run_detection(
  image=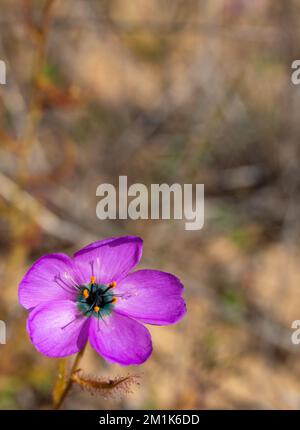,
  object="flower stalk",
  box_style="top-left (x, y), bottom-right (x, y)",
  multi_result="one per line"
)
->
top-left (53, 343), bottom-right (87, 410)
